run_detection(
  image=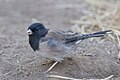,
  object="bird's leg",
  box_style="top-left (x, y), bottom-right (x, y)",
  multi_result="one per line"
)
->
top-left (42, 60), bottom-right (53, 65)
top-left (45, 61), bottom-right (59, 73)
